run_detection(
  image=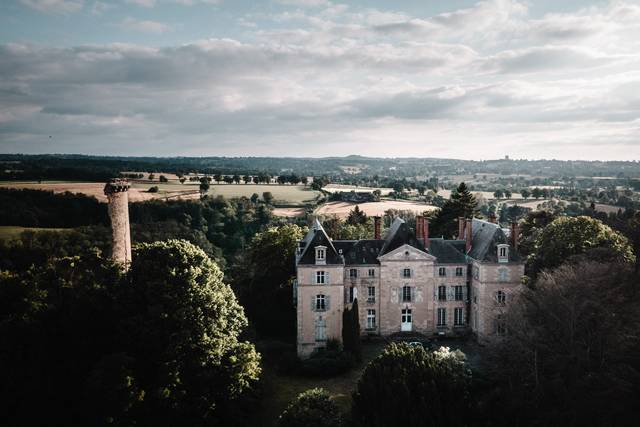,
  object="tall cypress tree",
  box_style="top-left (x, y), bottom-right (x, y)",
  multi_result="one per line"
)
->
top-left (351, 298), bottom-right (362, 361)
